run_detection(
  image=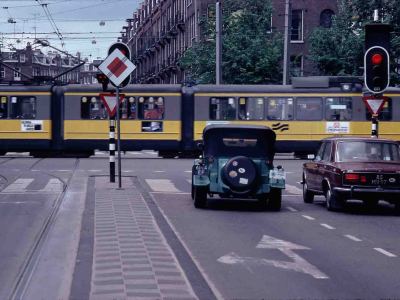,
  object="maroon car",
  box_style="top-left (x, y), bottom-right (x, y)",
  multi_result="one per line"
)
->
top-left (302, 137), bottom-right (400, 212)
